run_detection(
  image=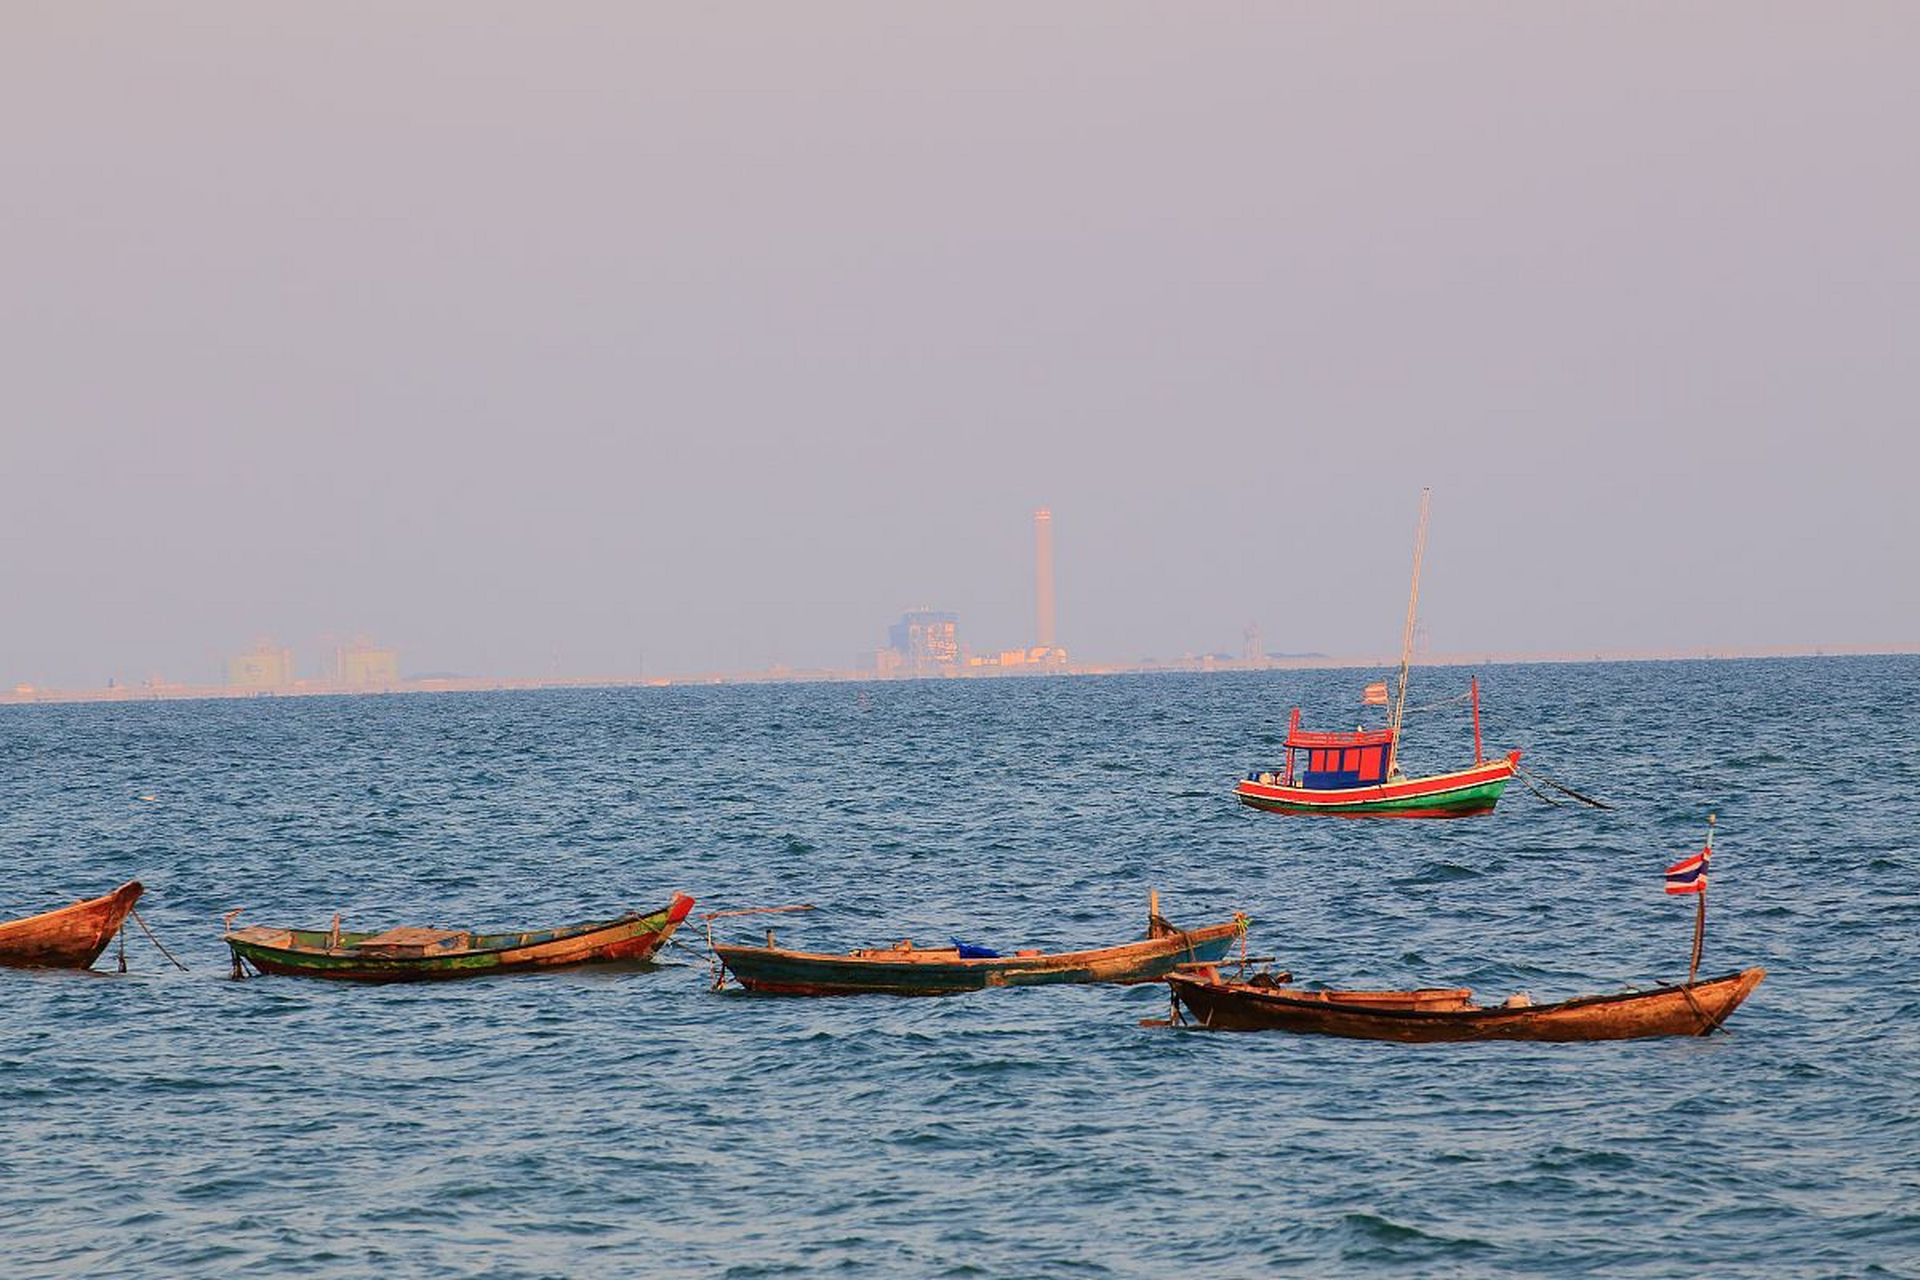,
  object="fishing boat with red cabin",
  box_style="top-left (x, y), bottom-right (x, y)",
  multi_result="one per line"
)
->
top-left (1235, 490), bottom-right (1520, 819)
